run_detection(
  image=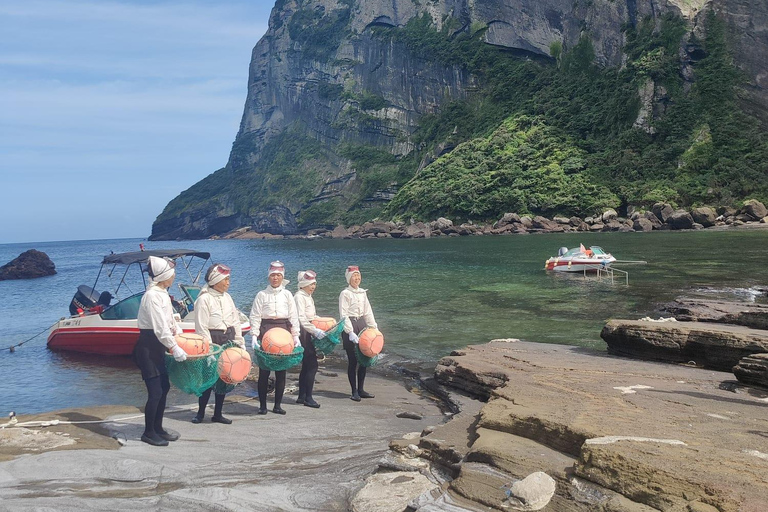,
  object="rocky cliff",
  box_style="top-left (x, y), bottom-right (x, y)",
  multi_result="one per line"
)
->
top-left (150, 0), bottom-right (768, 240)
